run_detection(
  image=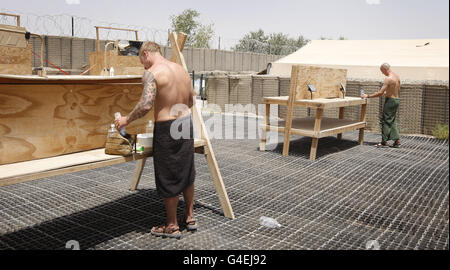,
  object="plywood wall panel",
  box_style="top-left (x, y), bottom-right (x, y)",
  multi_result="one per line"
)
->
top-left (89, 51), bottom-right (144, 75)
top-left (292, 65), bottom-right (347, 100)
top-left (0, 44), bottom-right (32, 75)
top-left (0, 82), bottom-right (153, 165)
